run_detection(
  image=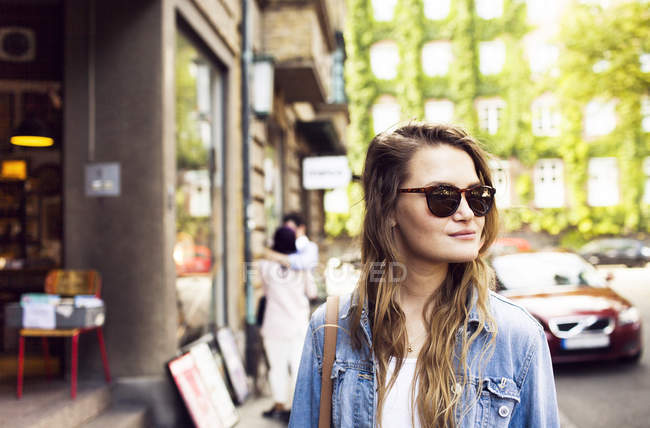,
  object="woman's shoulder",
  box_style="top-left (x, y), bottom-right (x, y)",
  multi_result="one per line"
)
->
top-left (309, 292), bottom-right (355, 329)
top-left (488, 291), bottom-right (544, 338)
